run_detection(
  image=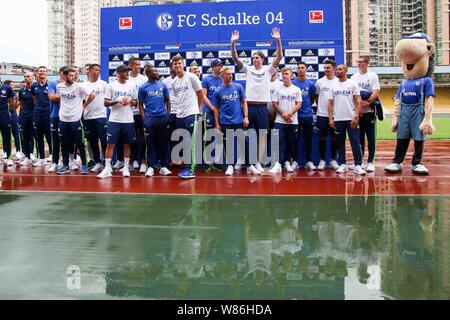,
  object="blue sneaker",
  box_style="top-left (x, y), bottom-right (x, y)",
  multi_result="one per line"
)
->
top-left (178, 168), bottom-right (196, 179)
top-left (56, 165), bottom-right (69, 174)
top-left (81, 165), bottom-right (88, 175)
